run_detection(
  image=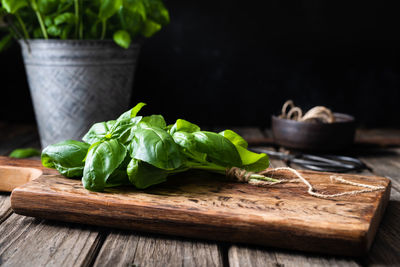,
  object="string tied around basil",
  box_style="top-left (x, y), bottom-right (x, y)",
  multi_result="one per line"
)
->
top-left (226, 166), bottom-right (385, 199)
